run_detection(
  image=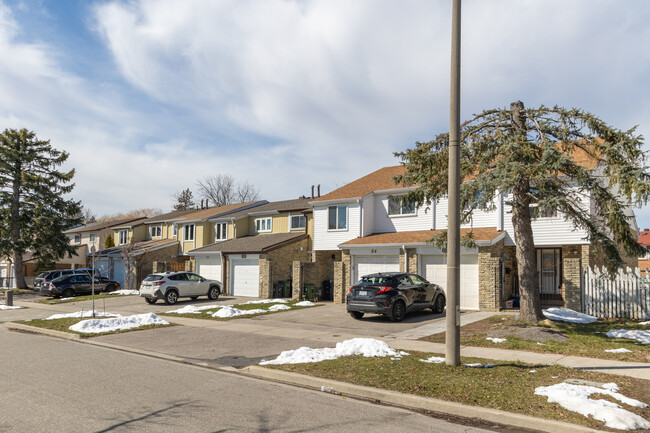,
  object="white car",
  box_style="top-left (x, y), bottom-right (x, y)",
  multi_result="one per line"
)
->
top-left (139, 272), bottom-right (222, 305)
